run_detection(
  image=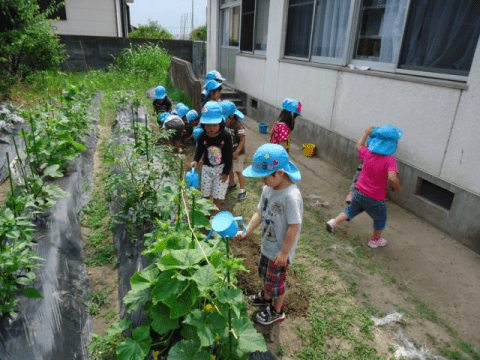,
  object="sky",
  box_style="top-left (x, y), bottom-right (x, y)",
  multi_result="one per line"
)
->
top-left (128, 0), bottom-right (208, 37)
